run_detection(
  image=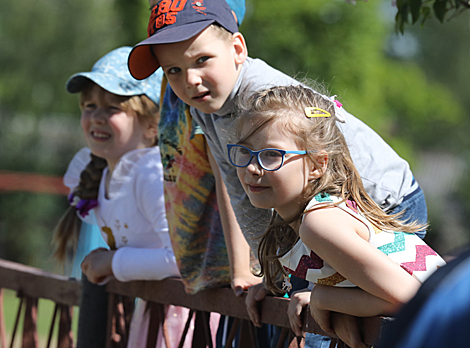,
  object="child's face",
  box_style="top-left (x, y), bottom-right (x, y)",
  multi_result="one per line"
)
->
top-left (235, 119), bottom-right (315, 221)
top-left (80, 84), bottom-right (156, 170)
top-left (154, 26), bottom-right (247, 114)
